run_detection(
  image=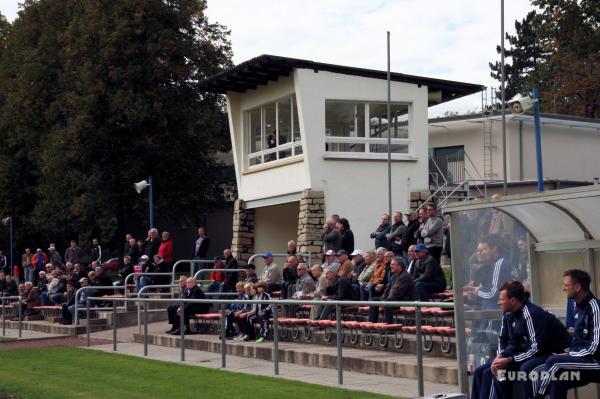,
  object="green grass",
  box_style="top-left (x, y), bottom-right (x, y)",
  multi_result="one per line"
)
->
top-left (0, 336), bottom-right (14, 341)
top-left (0, 347), bottom-right (393, 399)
